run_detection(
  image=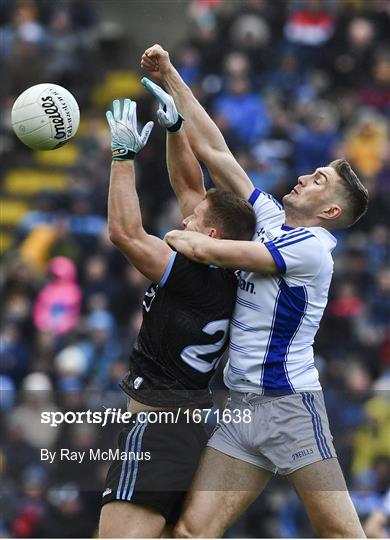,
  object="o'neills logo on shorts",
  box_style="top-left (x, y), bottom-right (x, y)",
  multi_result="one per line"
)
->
top-left (41, 95), bottom-right (66, 139)
top-left (292, 447), bottom-right (314, 461)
